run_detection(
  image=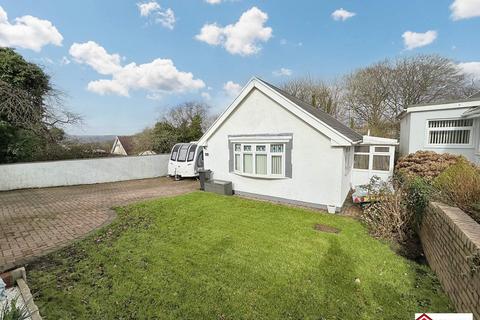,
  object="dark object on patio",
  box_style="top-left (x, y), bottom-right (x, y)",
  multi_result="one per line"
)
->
top-left (314, 223), bottom-right (340, 234)
top-left (198, 169), bottom-right (212, 190)
top-left (204, 180), bottom-right (232, 196)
